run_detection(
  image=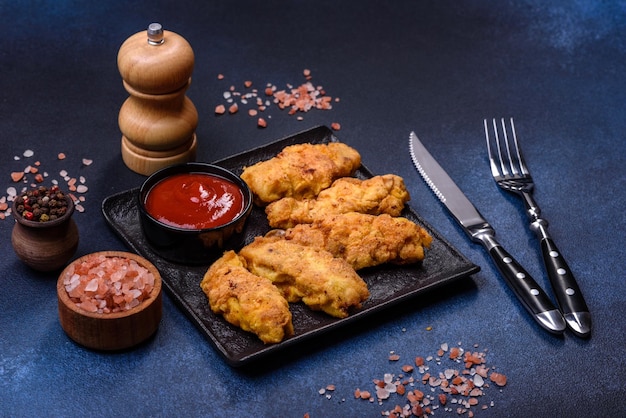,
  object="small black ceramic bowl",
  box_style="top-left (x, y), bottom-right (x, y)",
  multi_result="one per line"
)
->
top-left (138, 163), bottom-right (253, 264)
